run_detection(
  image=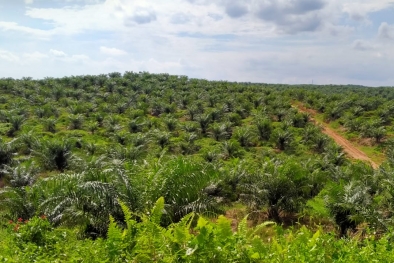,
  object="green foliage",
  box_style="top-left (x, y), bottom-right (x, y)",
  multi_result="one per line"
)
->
top-left (238, 159), bottom-right (312, 222)
top-left (146, 157), bottom-right (222, 224)
top-left (3, 202), bottom-right (394, 262)
top-left (2, 72), bottom-right (394, 261)
top-left (34, 139), bottom-right (72, 171)
top-left (9, 215), bottom-right (54, 247)
top-left (0, 139), bottom-right (16, 169)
